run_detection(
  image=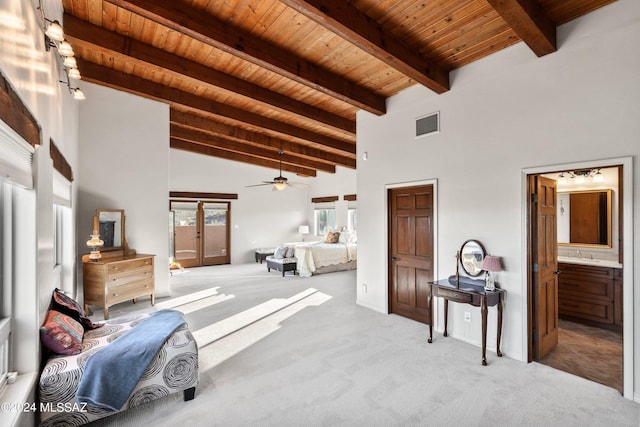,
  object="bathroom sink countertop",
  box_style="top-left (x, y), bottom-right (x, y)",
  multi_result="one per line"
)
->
top-left (557, 256), bottom-right (622, 269)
